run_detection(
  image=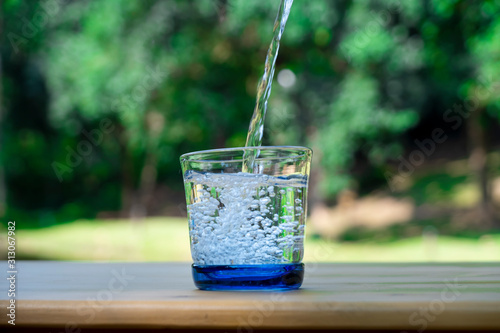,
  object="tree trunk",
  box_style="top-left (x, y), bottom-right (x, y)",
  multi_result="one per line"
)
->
top-left (293, 93), bottom-right (308, 145)
top-left (130, 111), bottom-right (164, 221)
top-left (467, 107), bottom-right (496, 227)
top-left (215, 0), bottom-right (228, 23)
top-left (131, 149), bottom-right (157, 221)
top-left (116, 124), bottom-right (135, 218)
